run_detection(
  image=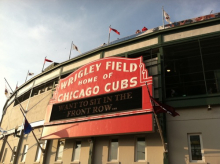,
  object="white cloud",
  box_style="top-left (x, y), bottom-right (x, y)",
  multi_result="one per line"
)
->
top-left (28, 25), bottom-right (52, 41)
